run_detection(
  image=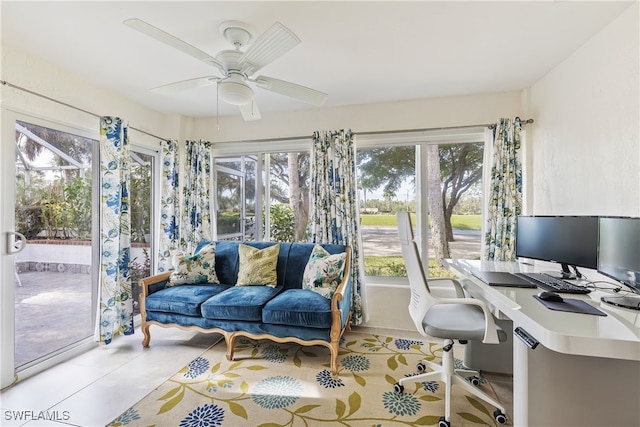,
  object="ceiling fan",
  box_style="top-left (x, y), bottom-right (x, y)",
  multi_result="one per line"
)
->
top-left (124, 18), bottom-right (328, 121)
